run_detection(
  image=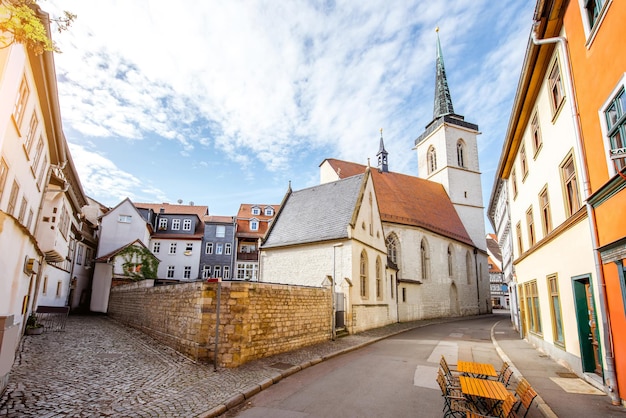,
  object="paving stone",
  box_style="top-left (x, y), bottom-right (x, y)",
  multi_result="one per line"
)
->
top-left (0, 314), bottom-right (463, 416)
